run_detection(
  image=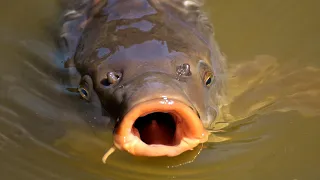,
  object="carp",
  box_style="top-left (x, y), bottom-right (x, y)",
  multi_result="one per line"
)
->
top-left (59, 0), bottom-right (226, 162)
